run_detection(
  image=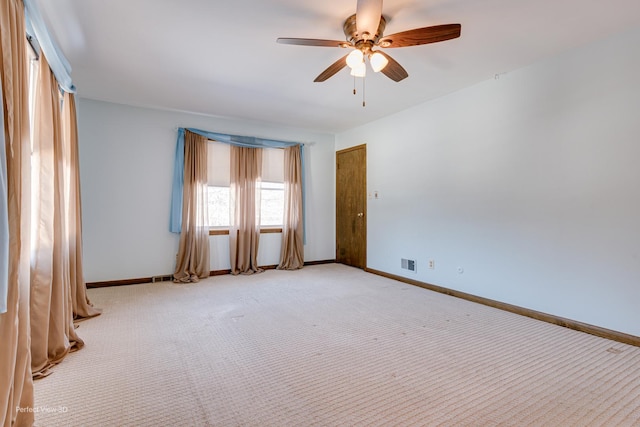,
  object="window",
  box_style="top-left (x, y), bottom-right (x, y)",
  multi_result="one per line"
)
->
top-left (207, 141), bottom-right (284, 229)
top-left (259, 181), bottom-right (284, 226)
top-left (207, 186), bottom-right (230, 227)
